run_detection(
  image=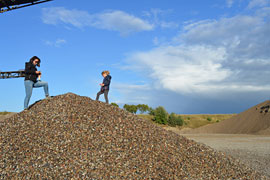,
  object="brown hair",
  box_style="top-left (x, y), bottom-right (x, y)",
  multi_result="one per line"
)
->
top-left (29, 56), bottom-right (41, 67)
top-left (101, 70), bottom-right (110, 75)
